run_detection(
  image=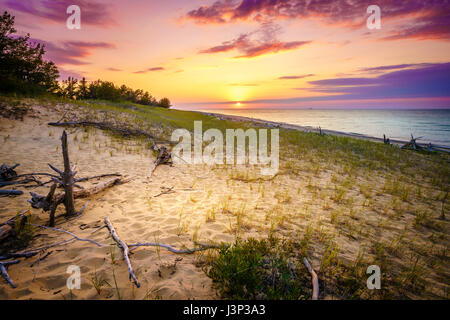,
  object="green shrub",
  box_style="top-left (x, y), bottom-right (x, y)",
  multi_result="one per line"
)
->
top-left (207, 237), bottom-right (310, 299)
